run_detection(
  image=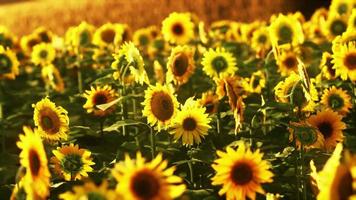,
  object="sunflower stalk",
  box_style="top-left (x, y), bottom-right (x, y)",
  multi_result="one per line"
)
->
top-left (77, 68), bottom-right (83, 94)
top-left (188, 160), bottom-right (195, 188)
top-left (0, 102), bottom-right (4, 153)
top-left (150, 128), bottom-right (156, 159)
